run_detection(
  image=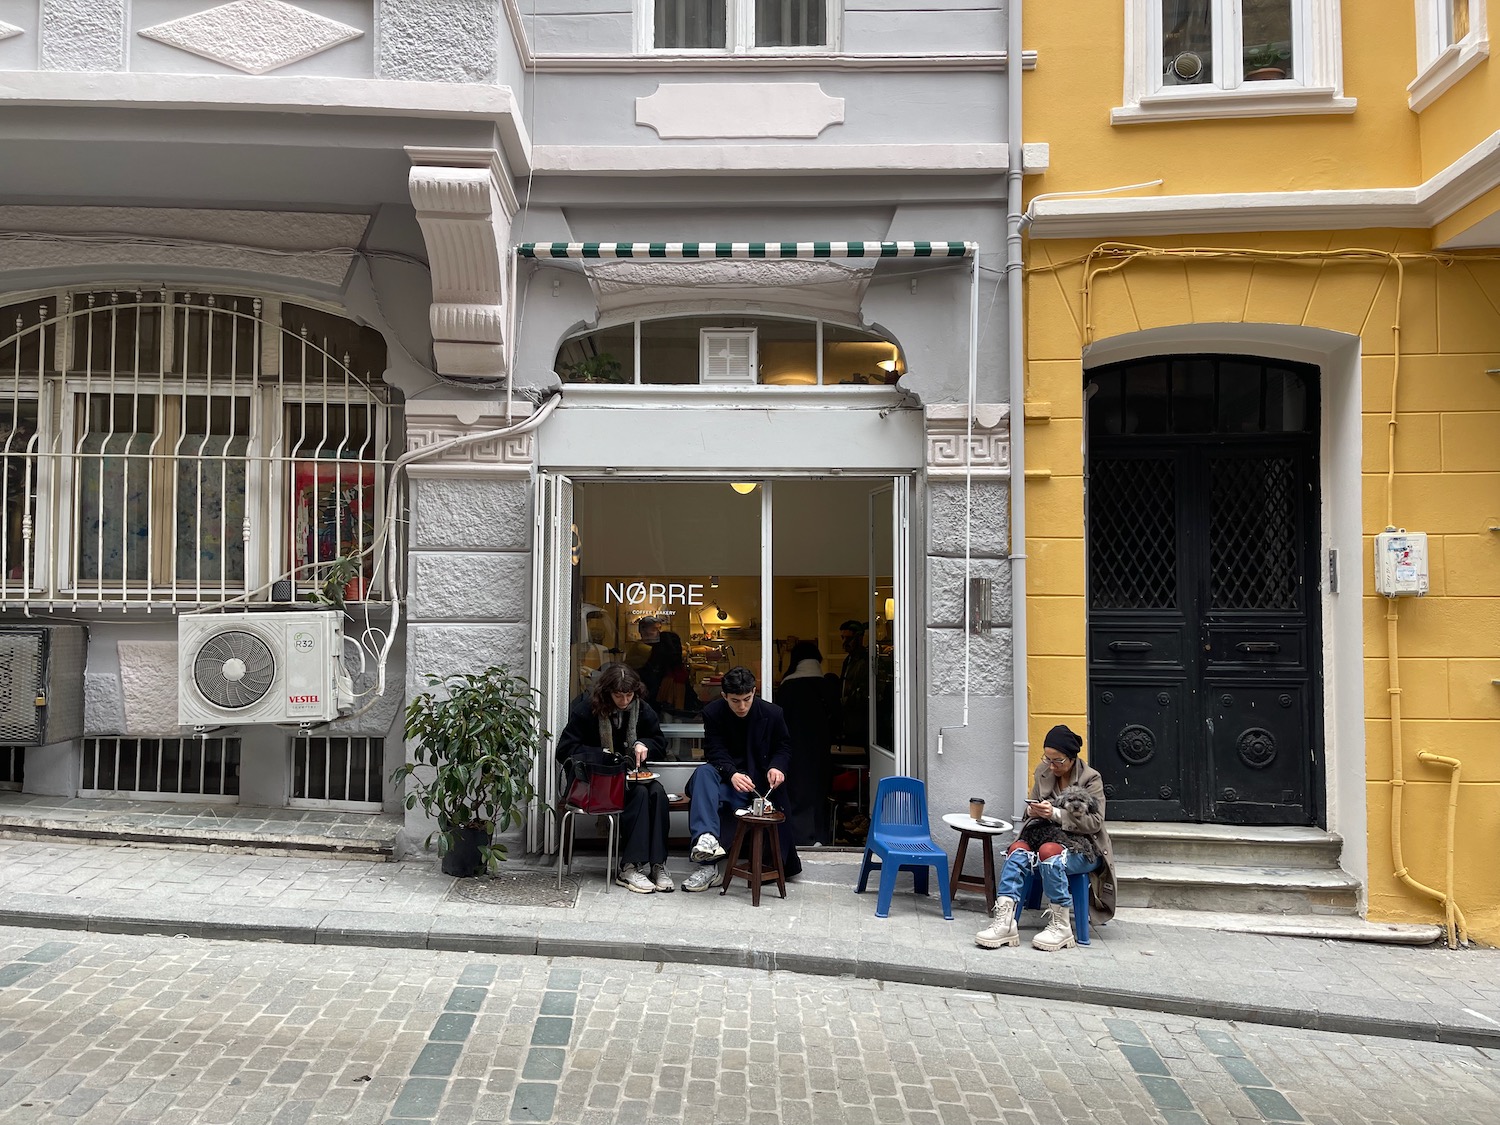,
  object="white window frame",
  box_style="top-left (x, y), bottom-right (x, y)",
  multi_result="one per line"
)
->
top-left (1410, 1), bottom-right (1489, 110)
top-left (635, 0), bottom-right (841, 55)
top-left (1116, 0), bottom-right (1355, 124)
